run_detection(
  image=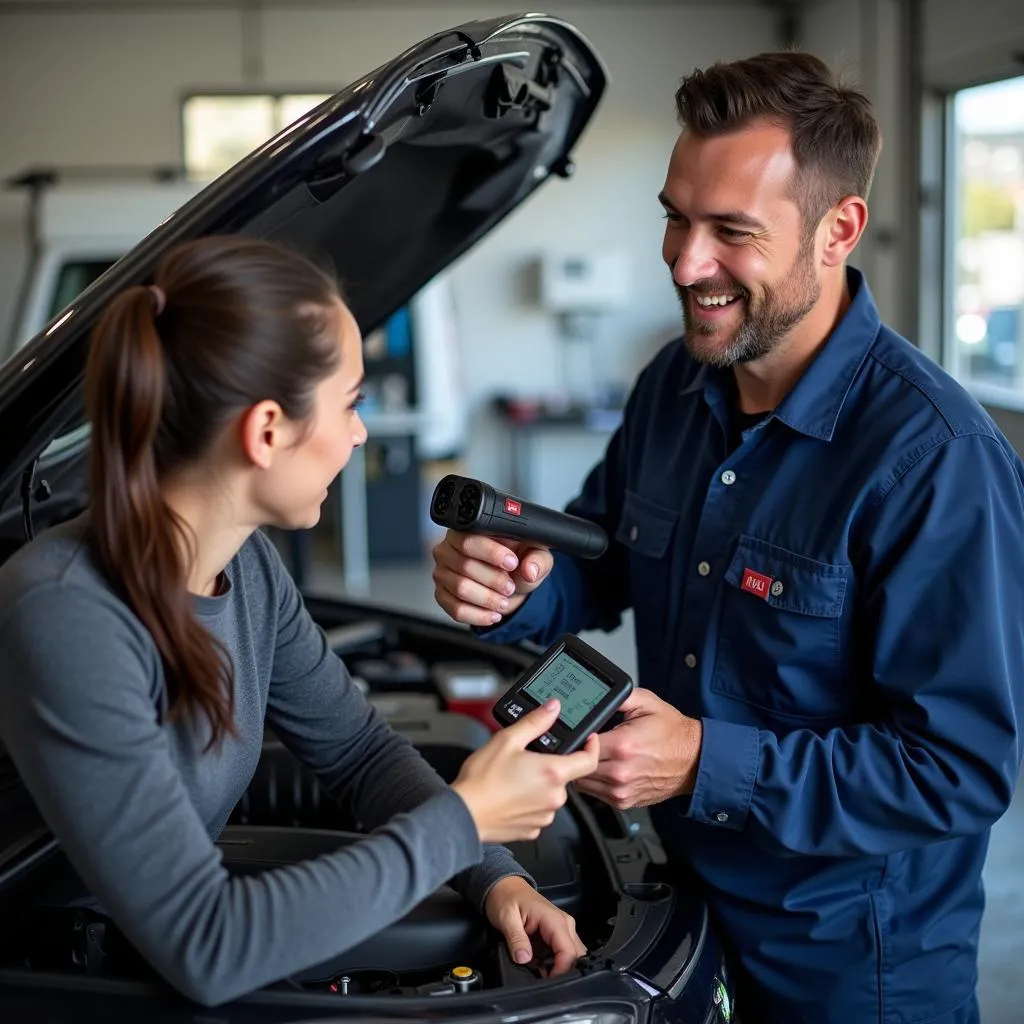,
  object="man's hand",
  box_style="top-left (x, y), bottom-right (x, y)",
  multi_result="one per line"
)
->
top-left (574, 688), bottom-right (703, 810)
top-left (432, 530), bottom-right (553, 628)
top-left (483, 875), bottom-right (586, 977)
